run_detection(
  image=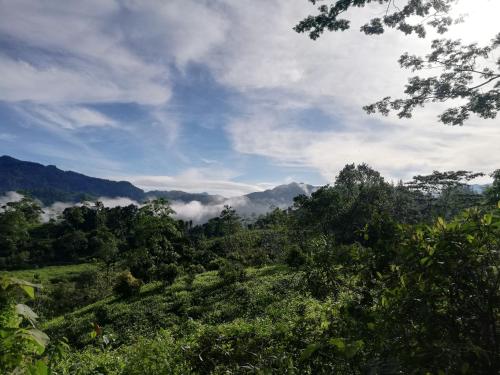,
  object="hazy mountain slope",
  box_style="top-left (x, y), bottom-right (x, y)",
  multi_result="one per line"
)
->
top-left (0, 156), bottom-right (316, 216)
top-left (0, 155), bottom-right (145, 204)
top-left (245, 182), bottom-right (317, 207)
top-left (146, 190), bottom-right (225, 205)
